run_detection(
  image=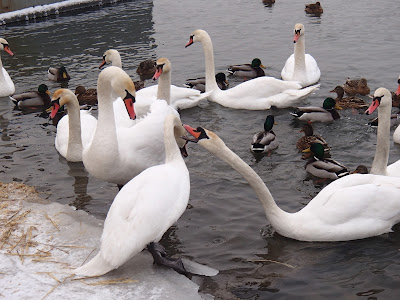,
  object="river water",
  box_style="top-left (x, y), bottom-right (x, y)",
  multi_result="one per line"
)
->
top-left (0, 0), bottom-right (400, 298)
